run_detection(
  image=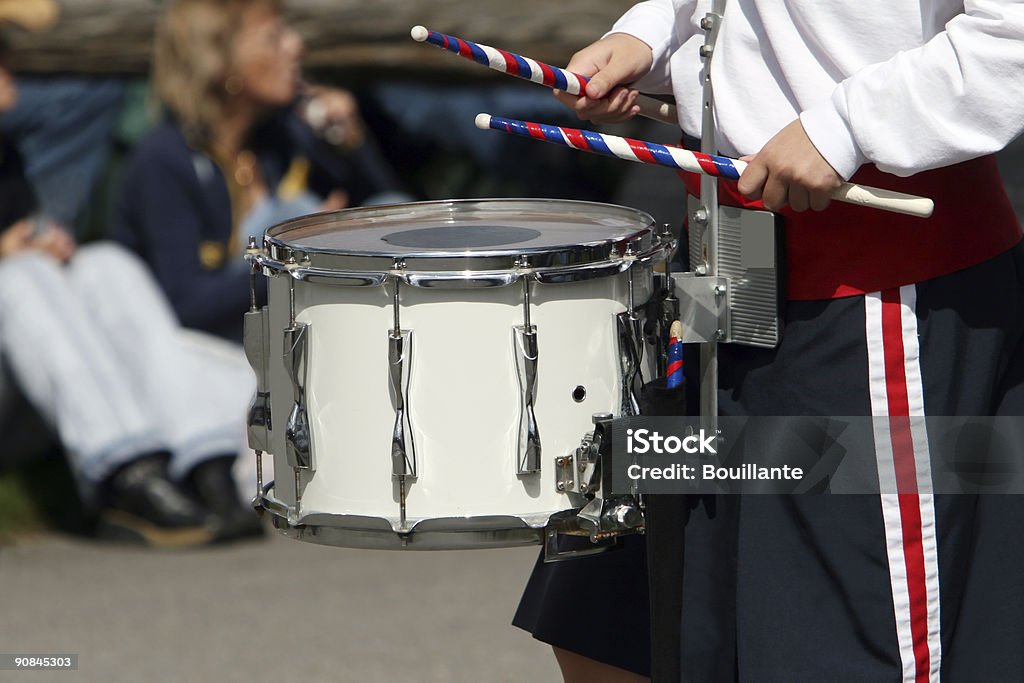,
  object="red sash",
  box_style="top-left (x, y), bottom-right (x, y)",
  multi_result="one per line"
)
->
top-left (681, 155), bottom-right (1021, 300)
